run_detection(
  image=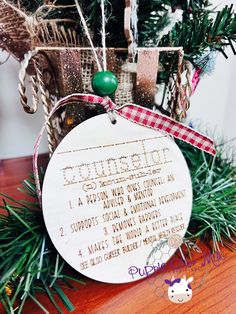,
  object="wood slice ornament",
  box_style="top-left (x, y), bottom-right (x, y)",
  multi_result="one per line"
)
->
top-left (42, 113), bottom-right (192, 283)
